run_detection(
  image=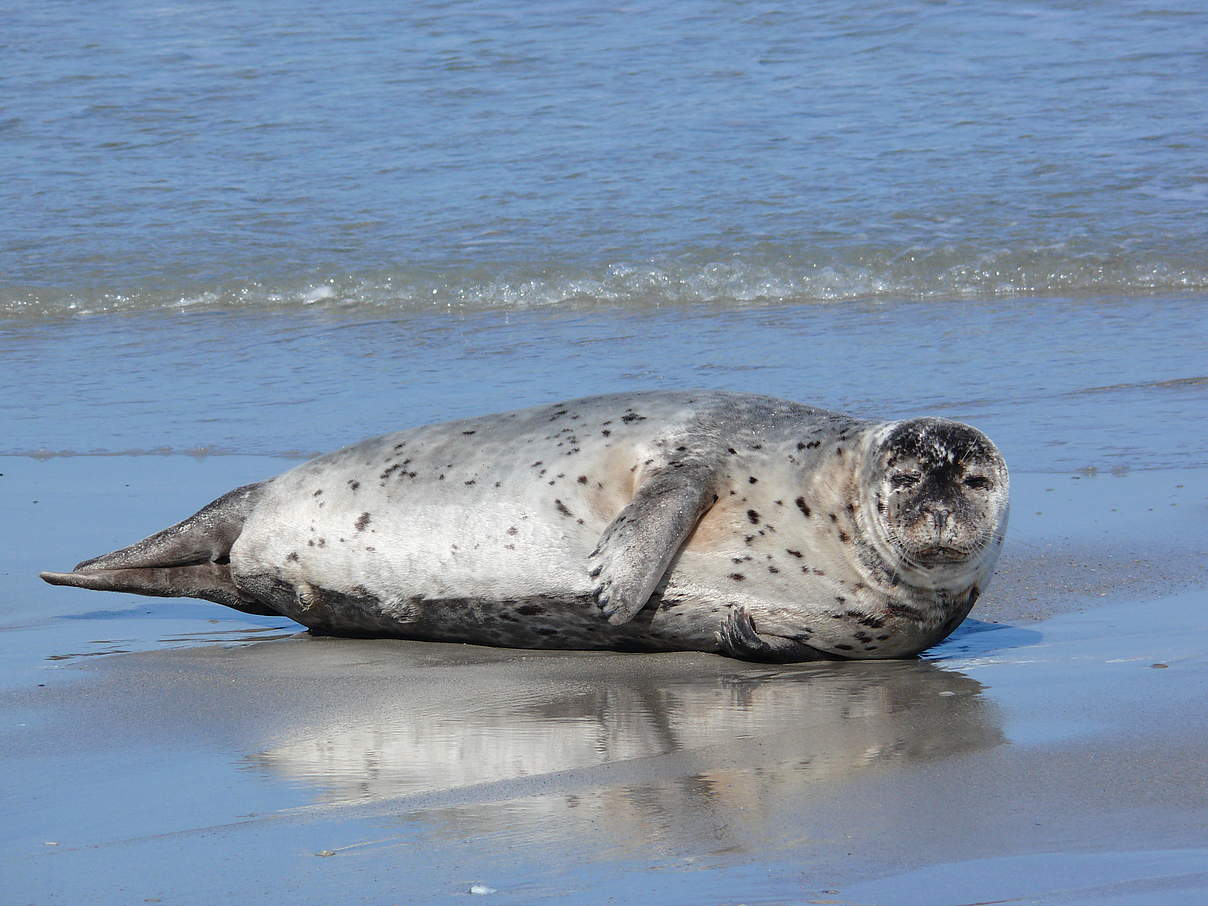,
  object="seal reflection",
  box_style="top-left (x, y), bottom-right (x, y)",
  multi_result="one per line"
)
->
top-left (250, 653), bottom-right (1002, 853)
